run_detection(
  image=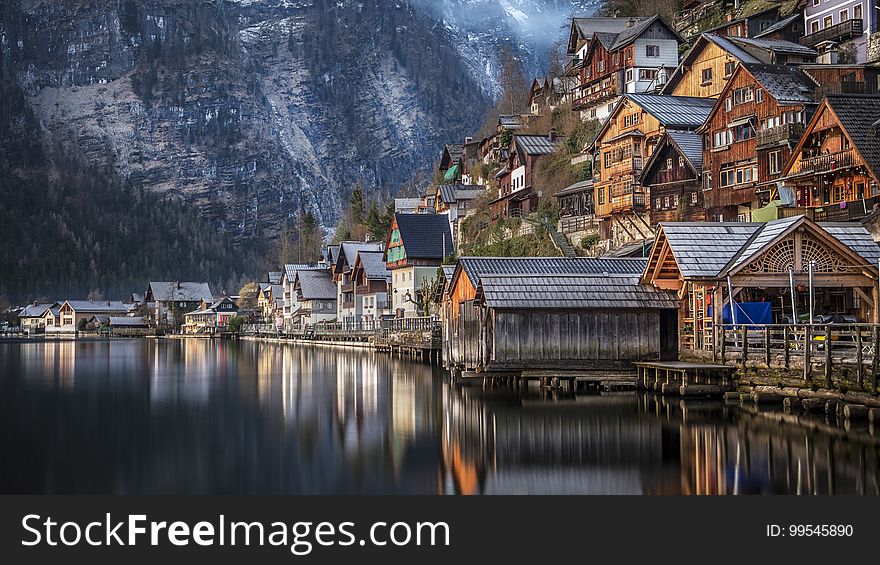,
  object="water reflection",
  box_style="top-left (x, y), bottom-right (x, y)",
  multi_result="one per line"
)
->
top-left (0, 339), bottom-right (878, 494)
